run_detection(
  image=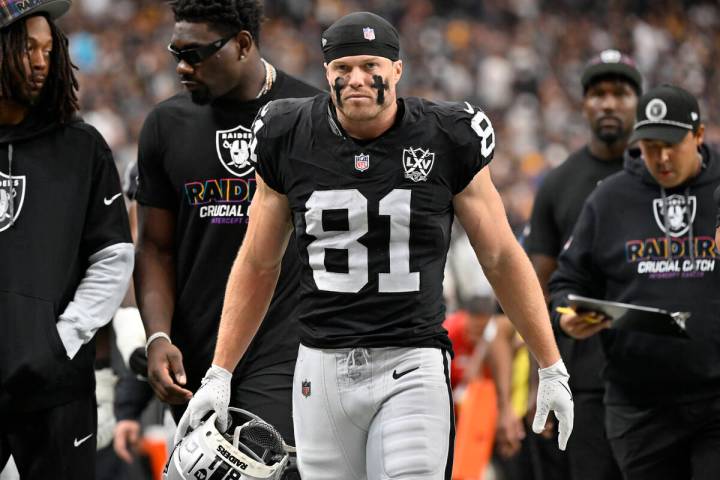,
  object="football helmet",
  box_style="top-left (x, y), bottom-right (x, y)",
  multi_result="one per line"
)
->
top-left (164, 408), bottom-right (292, 480)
